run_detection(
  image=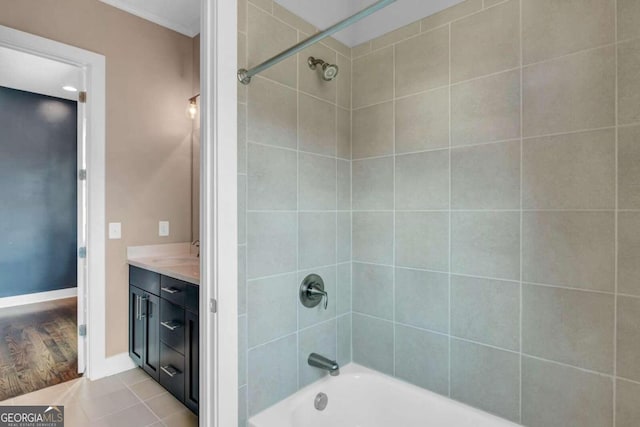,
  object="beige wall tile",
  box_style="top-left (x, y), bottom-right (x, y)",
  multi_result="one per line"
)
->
top-left (337, 107), bottom-right (351, 160)
top-left (353, 47), bottom-right (394, 108)
top-left (618, 39), bottom-right (640, 125)
top-left (238, 0), bottom-right (248, 32)
top-left (298, 39), bottom-right (337, 103)
top-left (298, 213), bottom-right (336, 269)
top-left (618, 125), bottom-right (640, 209)
top-left (247, 77), bottom-right (297, 149)
top-left (248, 143), bottom-right (297, 210)
top-left (522, 284), bottom-right (614, 373)
top-left (322, 37), bottom-right (351, 59)
top-left (451, 212), bottom-right (521, 280)
top-left (238, 103), bottom-right (247, 174)
top-left (395, 87), bottom-right (449, 153)
top-left (522, 212), bottom-right (615, 292)
top-left (247, 212), bottom-right (297, 279)
top-left (352, 157), bottom-right (394, 210)
top-left (352, 212), bottom-right (394, 265)
top-left (618, 0), bottom-right (640, 41)
top-left (336, 54), bottom-right (352, 109)
top-left (273, 3), bottom-right (316, 34)
top-left (395, 325), bottom-right (449, 395)
top-left (248, 0), bottom-right (272, 13)
top-left (352, 102), bottom-right (394, 159)
top-left (352, 262), bottom-right (393, 320)
top-left (248, 5), bottom-right (297, 88)
top-left (298, 153), bottom-right (336, 210)
top-left (395, 269), bottom-right (449, 332)
top-left (522, 357), bottom-right (614, 427)
top-left (371, 22), bottom-right (420, 51)
top-left (395, 27), bottom-right (449, 97)
top-left (617, 379), bottom-right (640, 427)
top-left (523, 46), bottom-right (615, 137)
top-left (351, 41), bottom-right (371, 58)
top-left (451, 275), bottom-right (520, 350)
top-left (421, 0), bottom-right (483, 33)
top-left (238, 32), bottom-right (247, 104)
top-left (352, 314), bottom-right (394, 375)
top-left (617, 296), bottom-right (640, 382)
top-left (484, 0), bottom-right (507, 7)
top-left (451, 70), bottom-right (521, 146)
top-left (451, 140), bottom-right (520, 209)
top-left (618, 213), bottom-right (640, 296)
top-left (395, 212), bottom-right (449, 271)
top-left (451, 0), bottom-right (520, 82)
top-left (298, 93), bottom-right (336, 156)
top-left (395, 150), bottom-right (450, 210)
top-left (337, 160), bottom-right (351, 211)
top-left (522, 129), bottom-right (616, 209)
top-left (522, 0), bottom-right (615, 65)
top-left (450, 339), bottom-right (520, 422)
